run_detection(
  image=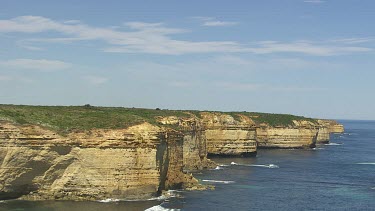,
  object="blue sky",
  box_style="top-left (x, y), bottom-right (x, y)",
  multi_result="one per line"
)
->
top-left (0, 0), bottom-right (374, 120)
